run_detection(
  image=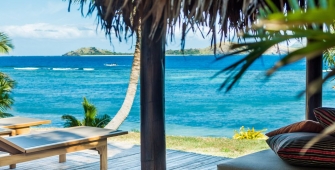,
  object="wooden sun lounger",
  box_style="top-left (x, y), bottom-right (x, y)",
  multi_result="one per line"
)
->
top-left (0, 117), bottom-right (51, 135)
top-left (0, 126), bottom-right (127, 170)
